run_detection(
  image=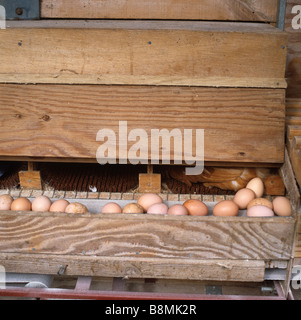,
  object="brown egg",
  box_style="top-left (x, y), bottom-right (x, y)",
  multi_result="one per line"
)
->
top-left (272, 196), bottom-right (292, 217)
top-left (101, 202), bottom-right (122, 213)
top-left (0, 194), bottom-right (13, 210)
top-left (247, 198), bottom-right (273, 210)
top-left (65, 202), bottom-right (88, 214)
top-left (147, 203), bottom-right (169, 215)
top-left (183, 199), bottom-right (208, 216)
top-left (137, 193), bottom-right (163, 212)
top-left (32, 195), bottom-right (52, 212)
top-left (11, 197), bottom-right (31, 211)
top-left (247, 205), bottom-right (274, 217)
top-left (213, 200), bottom-right (239, 217)
top-left (246, 177), bottom-right (264, 198)
top-left (233, 188), bottom-right (256, 210)
top-left (50, 199), bottom-right (70, 212)
top-left (122, 203), bottom-right (144, 214)
top-left (167, 204), bottom-right (188, 216)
